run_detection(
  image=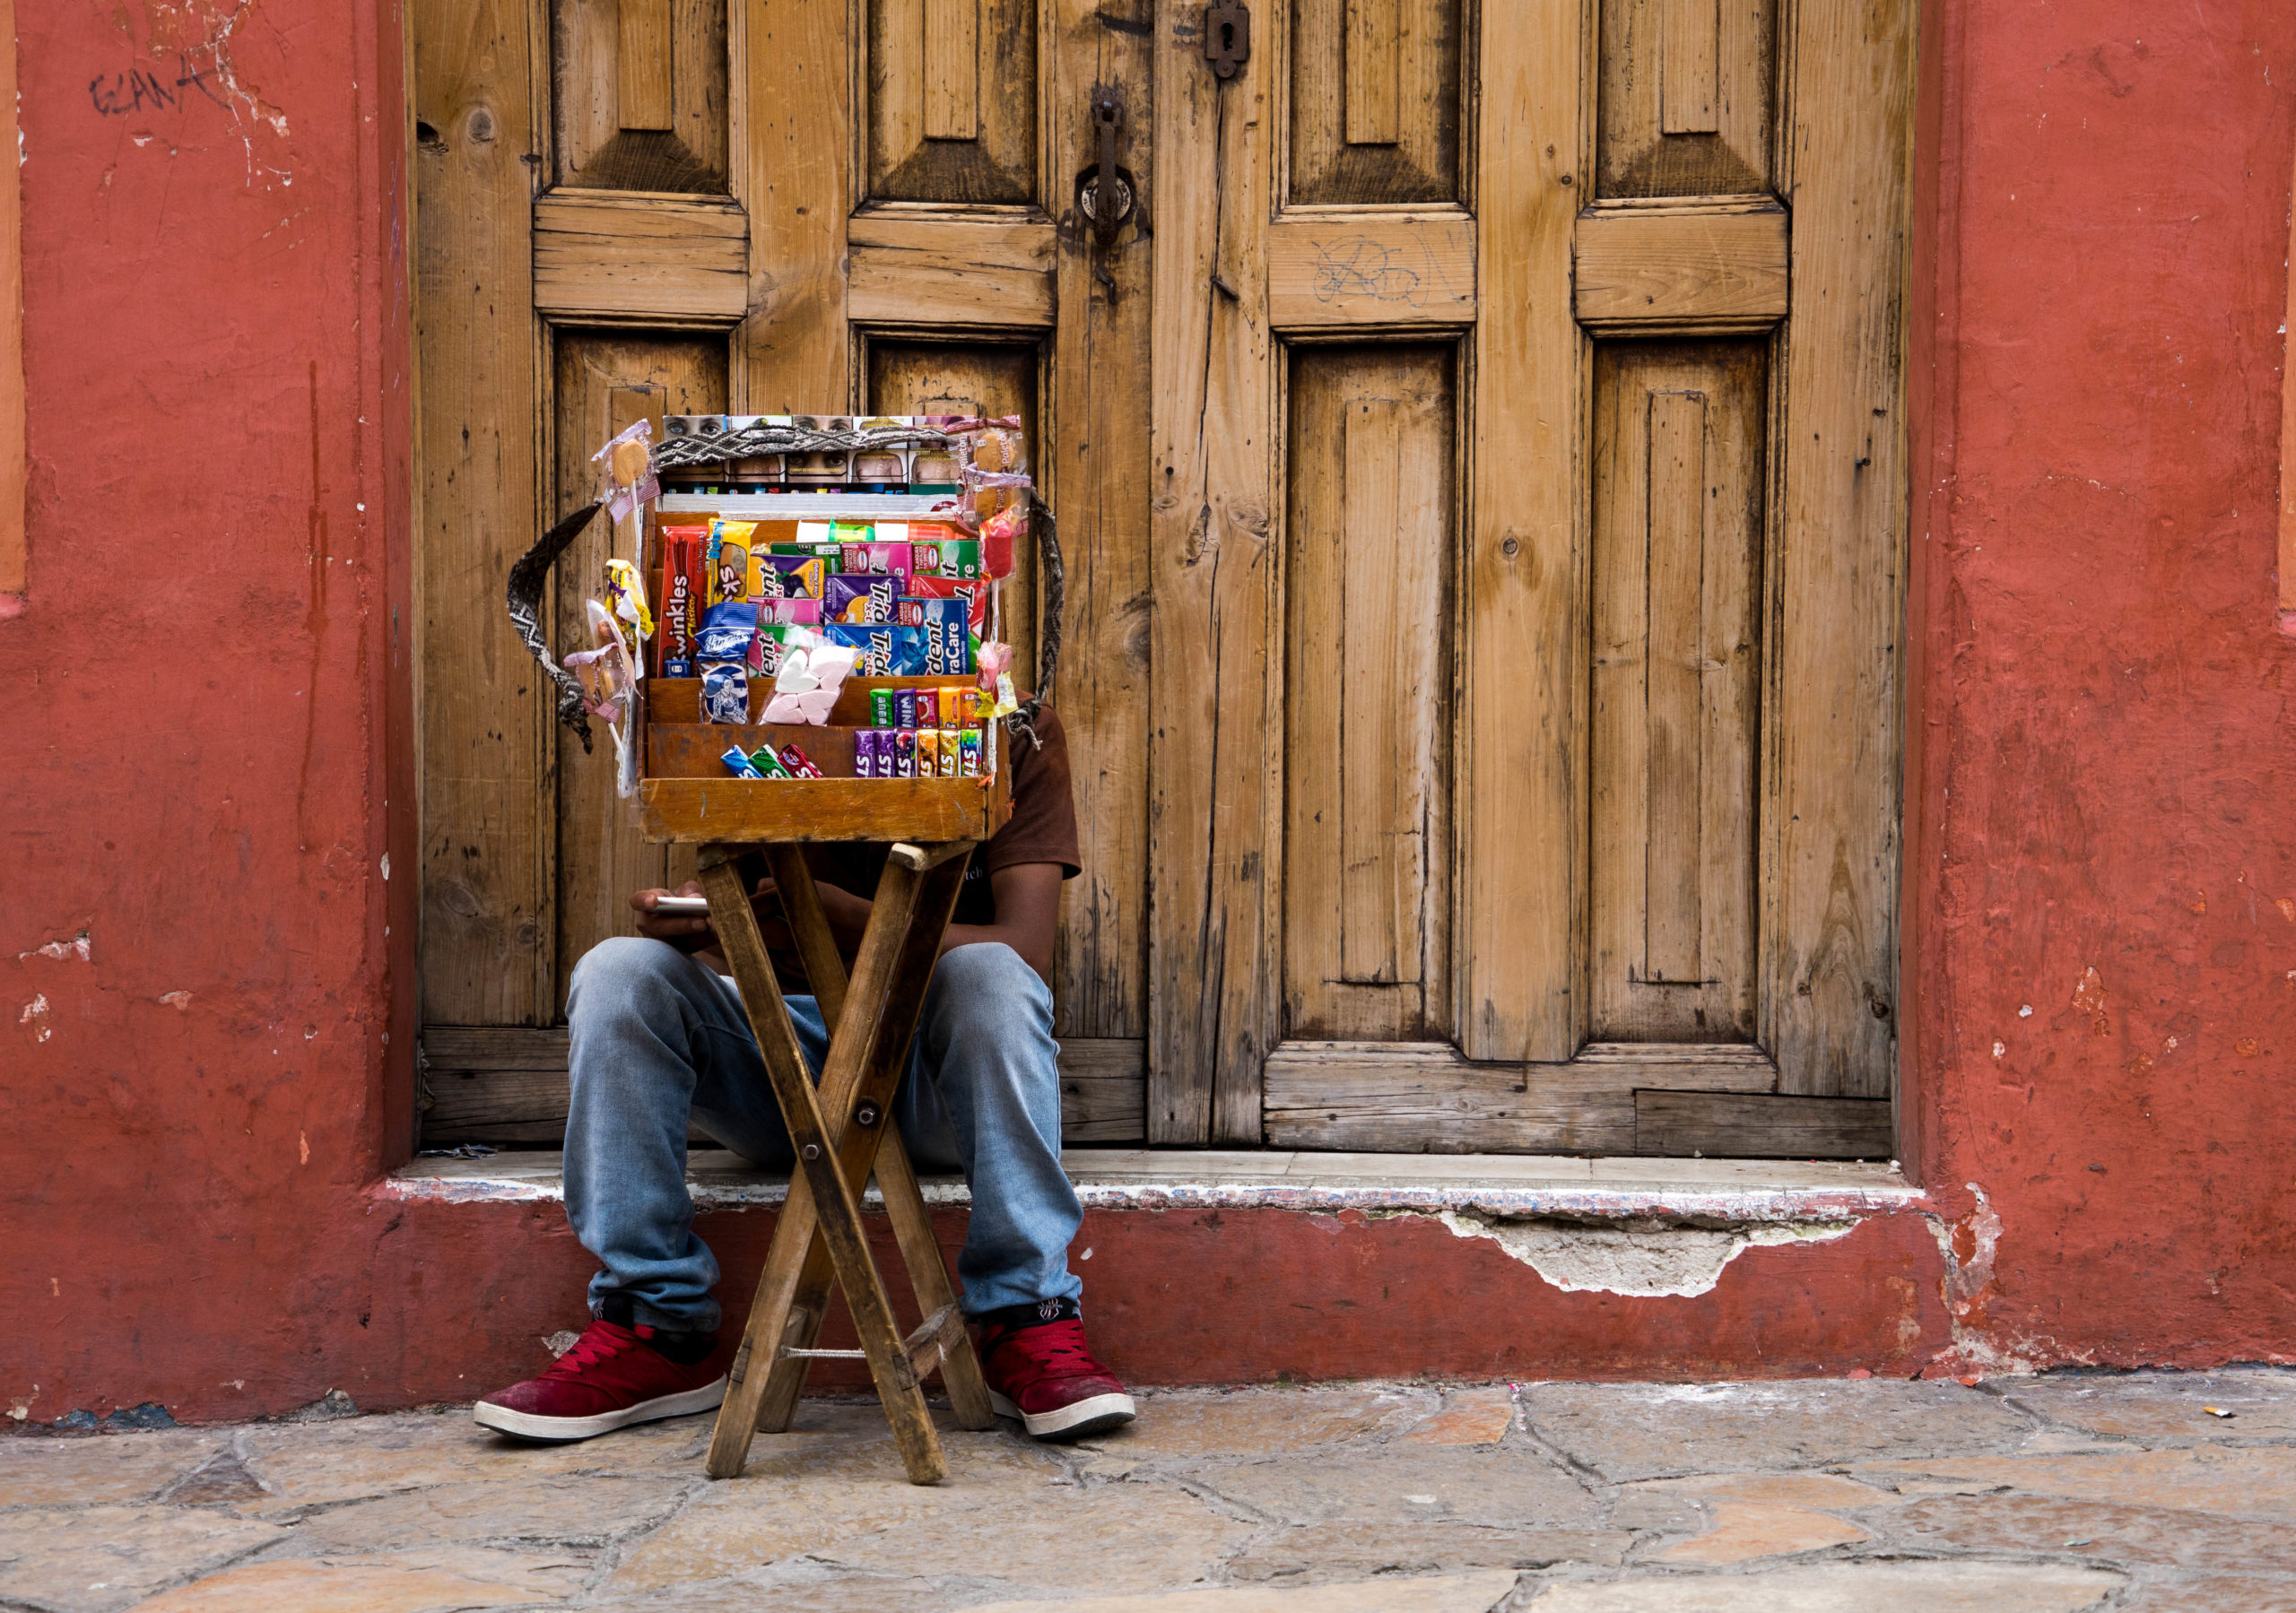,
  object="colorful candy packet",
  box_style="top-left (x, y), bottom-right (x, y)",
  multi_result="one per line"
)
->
top-left (721, 746), bottom-right (765, 779)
